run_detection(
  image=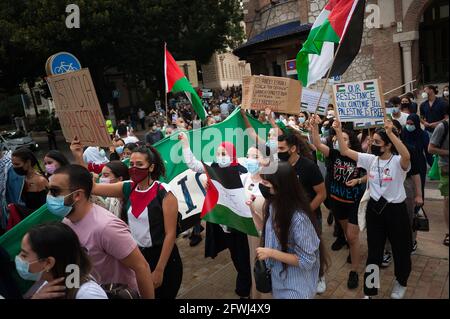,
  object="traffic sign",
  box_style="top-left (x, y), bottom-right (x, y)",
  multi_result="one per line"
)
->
top-left (45, 52), bottom-right (82, 76)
